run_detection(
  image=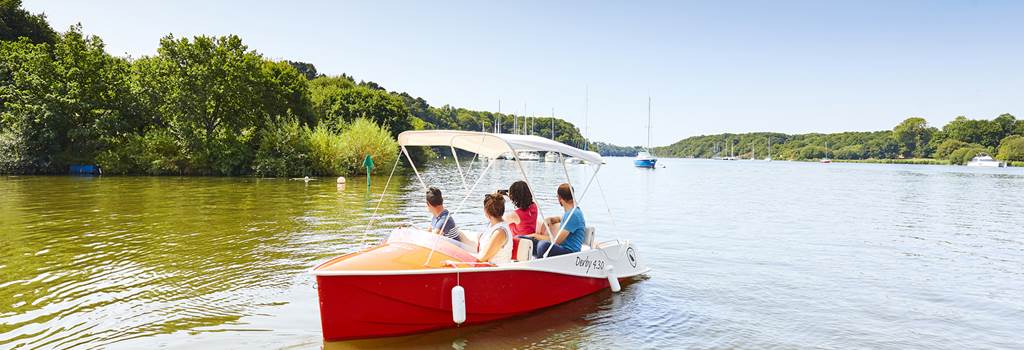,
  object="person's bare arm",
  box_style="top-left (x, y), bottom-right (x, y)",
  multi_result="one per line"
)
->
top-left (503, 212), bottom-right (520, 224)
top-left (475, 229), bottom-right (508, 262)
top-left (553, 228), bottom-right (570, 244)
